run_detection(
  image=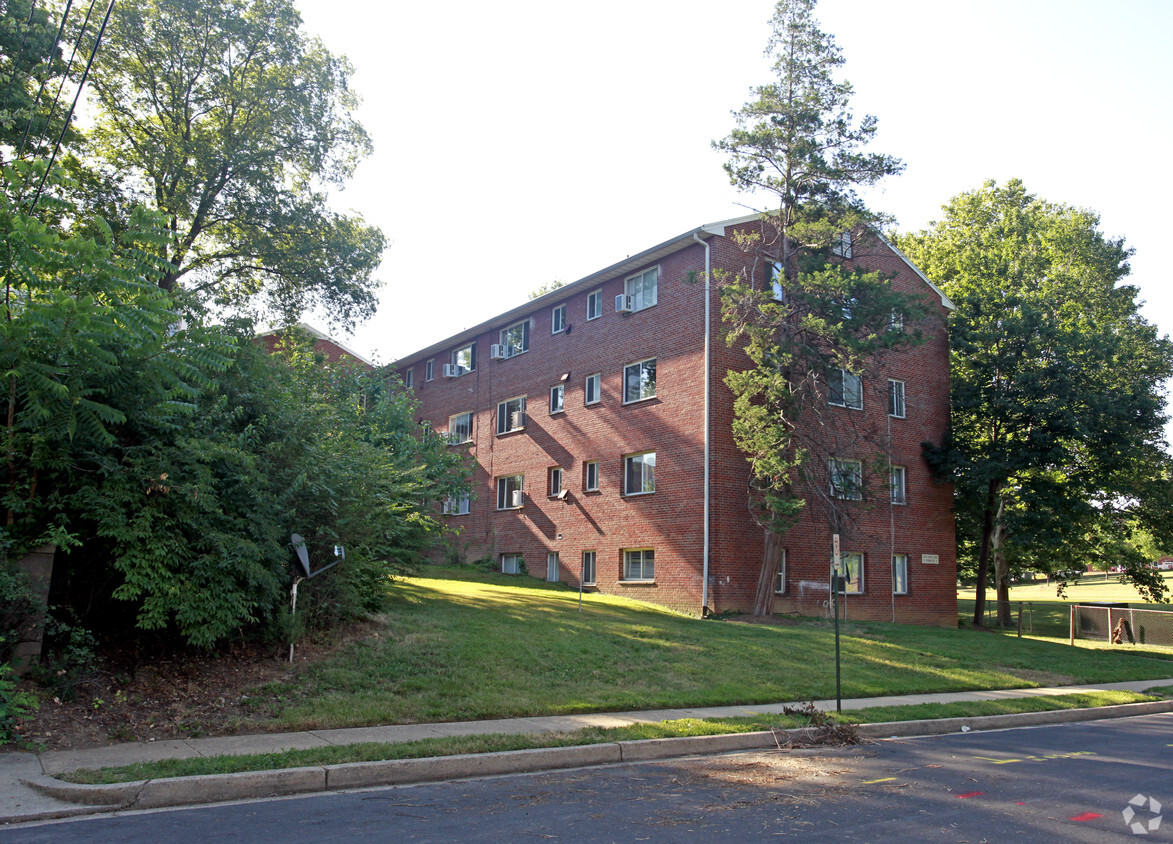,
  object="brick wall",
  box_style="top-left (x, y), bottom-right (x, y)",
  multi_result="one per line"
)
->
top-left (398, 218), bottom-right (957, 625)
